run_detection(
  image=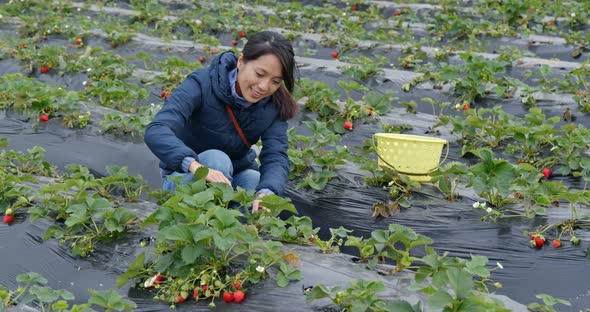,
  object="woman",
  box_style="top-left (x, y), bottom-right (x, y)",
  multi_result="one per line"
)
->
top-left (144, 31), bottom-right (298, 211)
